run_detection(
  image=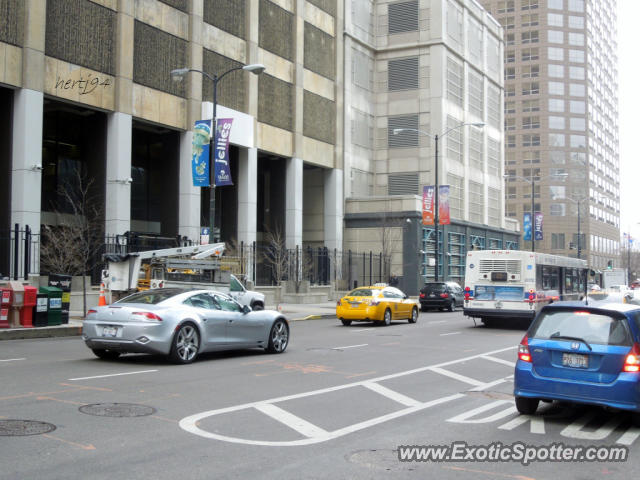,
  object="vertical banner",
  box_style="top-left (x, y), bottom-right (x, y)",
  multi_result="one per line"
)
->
top-left (422, 185), bottom-right (435, 225)
top-left (439, 185), bottom-right (450, 225)
top-left (534, 212), bottom-right (544, 240)
top-left (191, 120), bottom-right (211, 187)
top-left (214, 118), bottom-right (234, 186)
top-left (523, 213), bottom-right (532, 241)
